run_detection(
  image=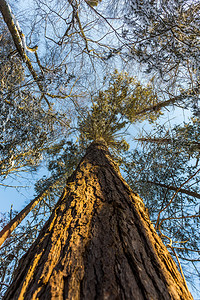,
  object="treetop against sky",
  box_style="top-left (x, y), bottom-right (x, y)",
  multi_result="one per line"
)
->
top-left (0, 0), bottom-right (200, 298)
